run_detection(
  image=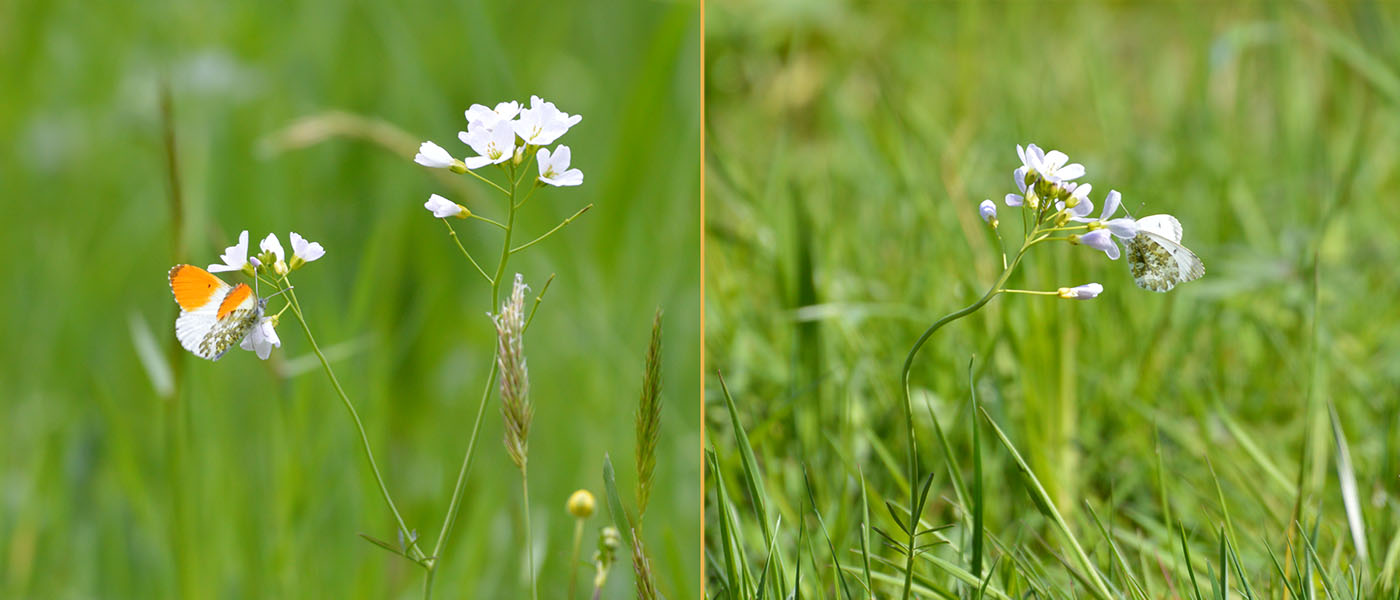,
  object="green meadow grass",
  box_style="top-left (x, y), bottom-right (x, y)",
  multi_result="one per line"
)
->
top-left (0, 0), bottom-right (699, 597)
top-left (706, 1), bottom-right (1399, 598)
